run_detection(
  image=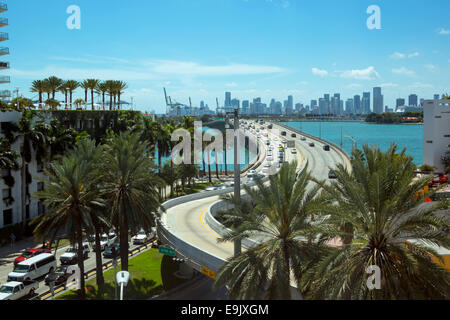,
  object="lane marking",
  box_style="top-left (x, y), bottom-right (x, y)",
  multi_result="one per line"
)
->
top-left (199, 209), bottom-right (233, 246)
